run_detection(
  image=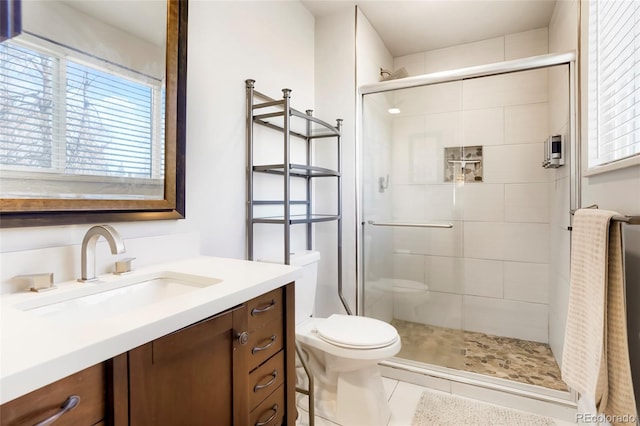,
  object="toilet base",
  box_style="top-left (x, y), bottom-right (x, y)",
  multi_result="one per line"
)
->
top-left (299, 362), bottom-right (390, 426)
top-left (335, 365), bottom-right (390, 426)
